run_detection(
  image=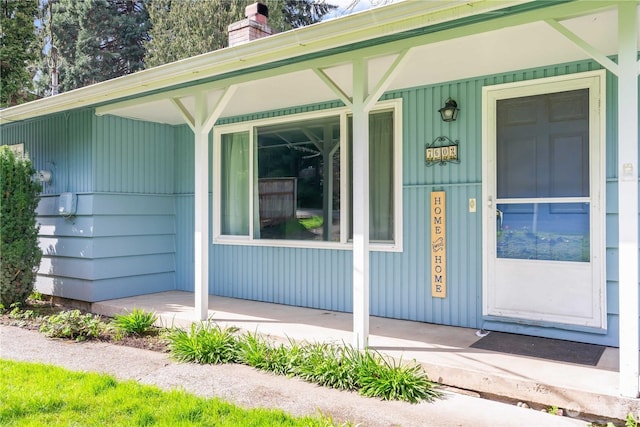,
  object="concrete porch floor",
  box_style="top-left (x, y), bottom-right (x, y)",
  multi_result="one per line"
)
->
top-left (92, 290), bottom-right (639, 421)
